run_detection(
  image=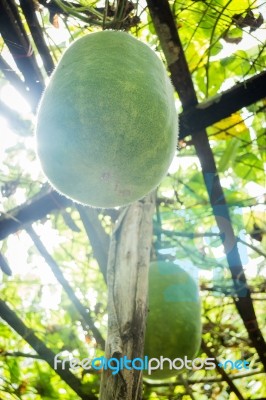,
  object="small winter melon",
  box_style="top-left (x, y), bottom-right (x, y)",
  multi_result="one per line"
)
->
top-left (36, 30), bottom-right (178, 208)
top-left (144, 261), bottom-right (202, 380)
